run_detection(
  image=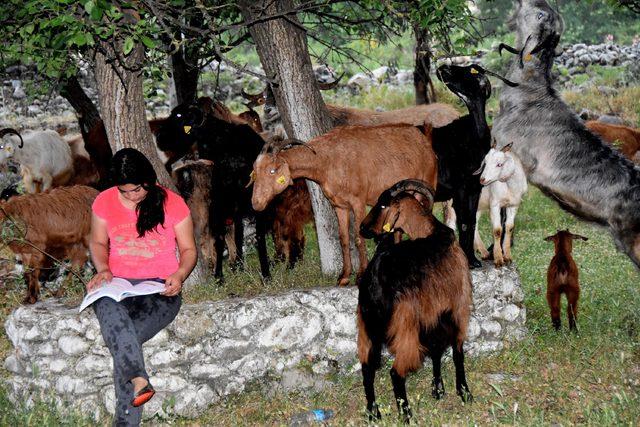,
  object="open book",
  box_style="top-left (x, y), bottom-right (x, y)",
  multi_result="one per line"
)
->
top-left (78, 278), bottom-right (165, 312)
